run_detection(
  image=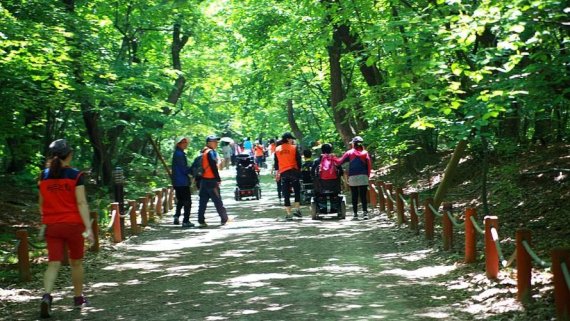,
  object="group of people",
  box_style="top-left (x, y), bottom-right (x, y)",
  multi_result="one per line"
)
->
top-left (35, 132), bottom-right (372, 318)
top-left (273, 132), bottom-right (372, 220)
